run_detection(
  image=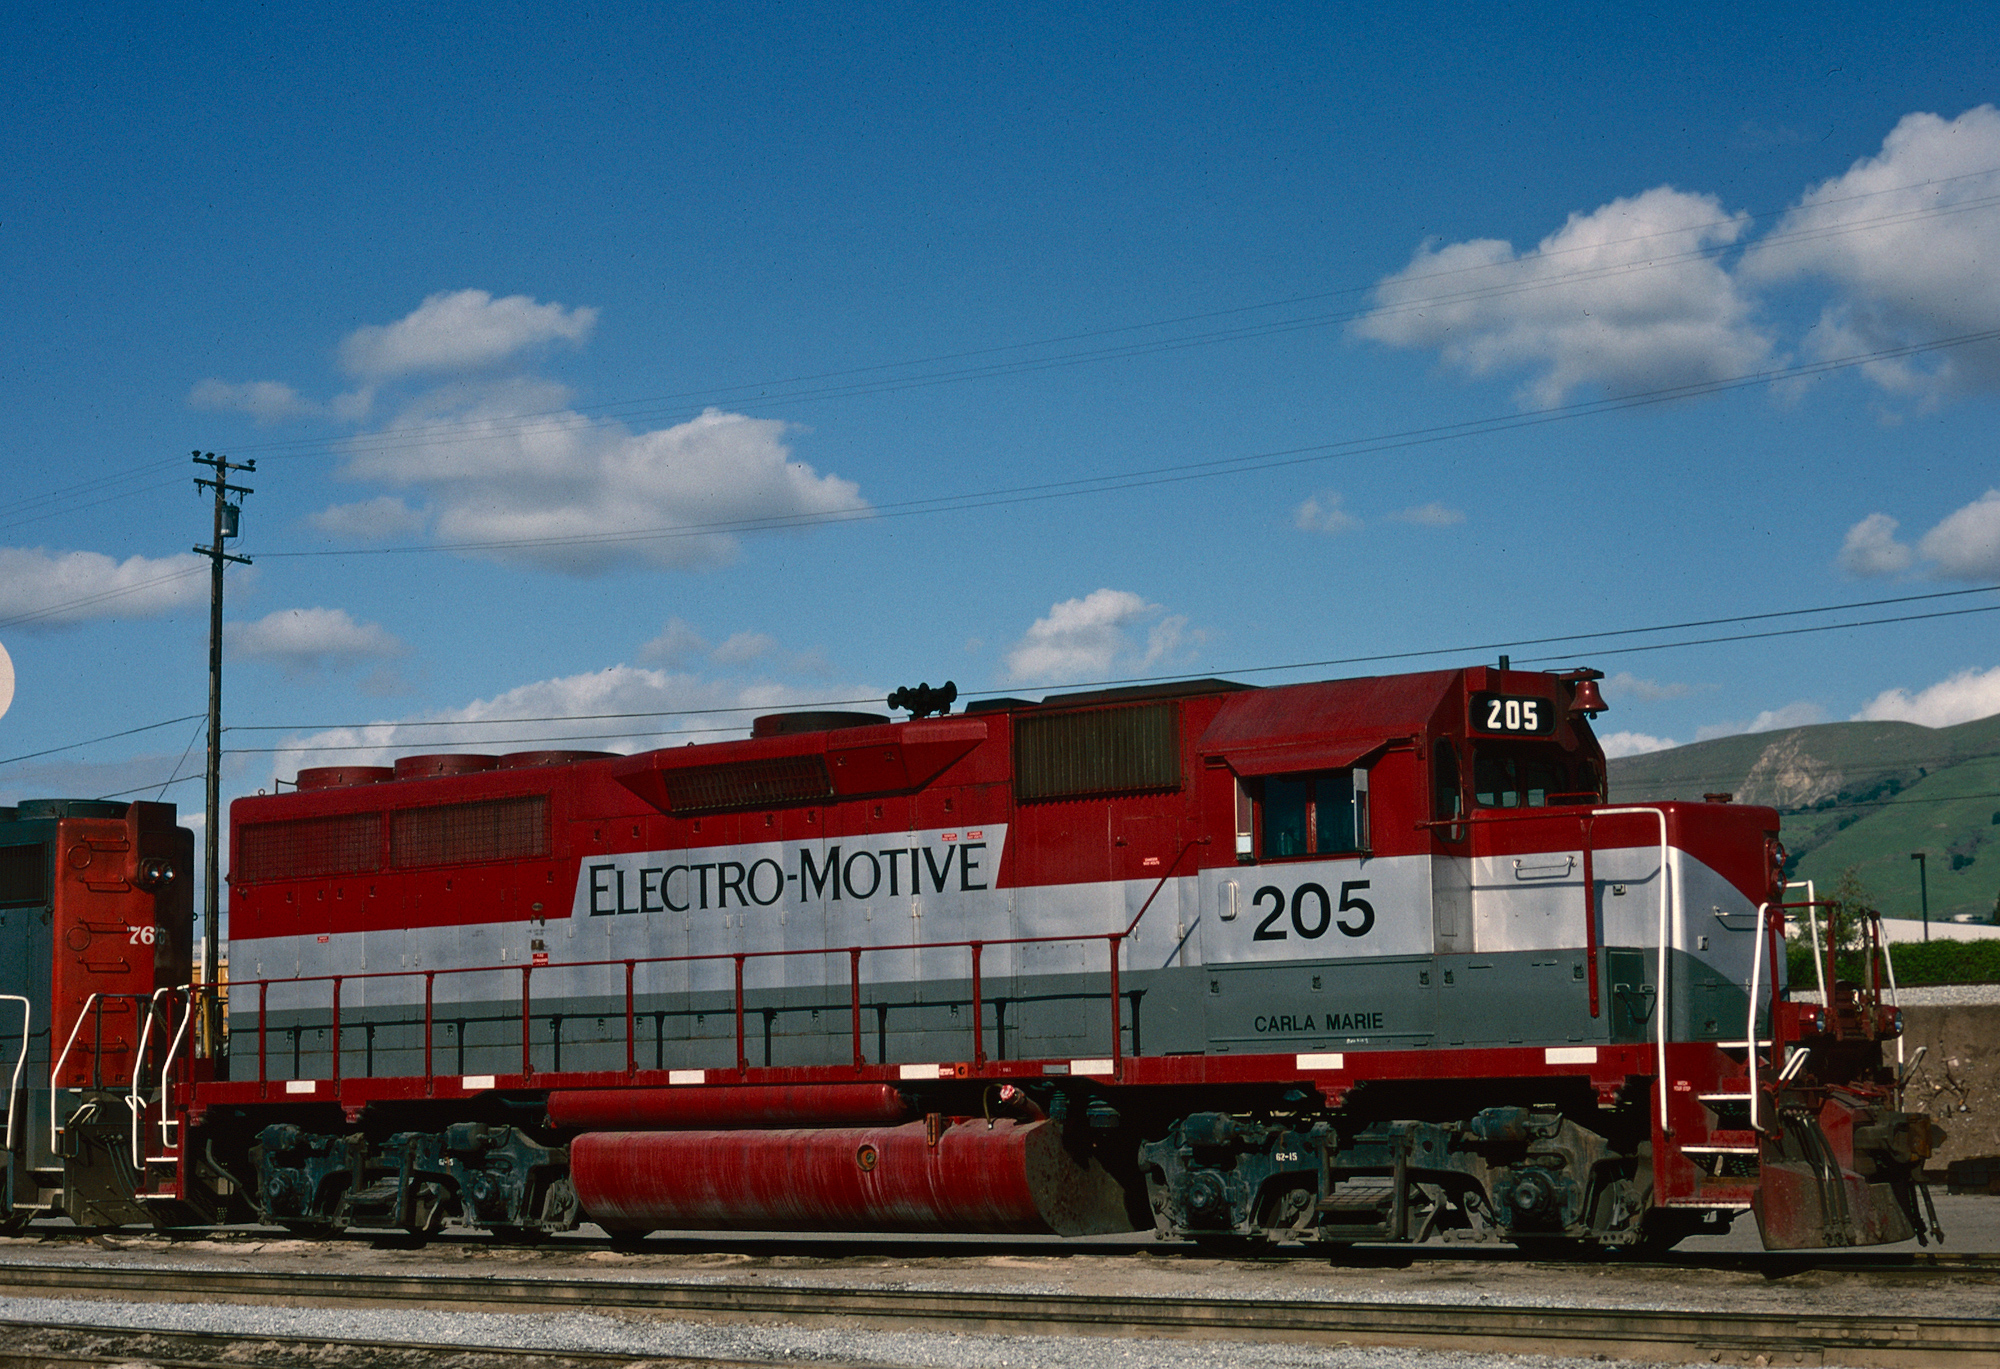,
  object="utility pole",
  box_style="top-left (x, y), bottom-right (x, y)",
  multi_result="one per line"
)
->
top-left (194, 451), bottom-right (253, 1063)
top-left (1910, 850), bottom-right (1930, 943)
